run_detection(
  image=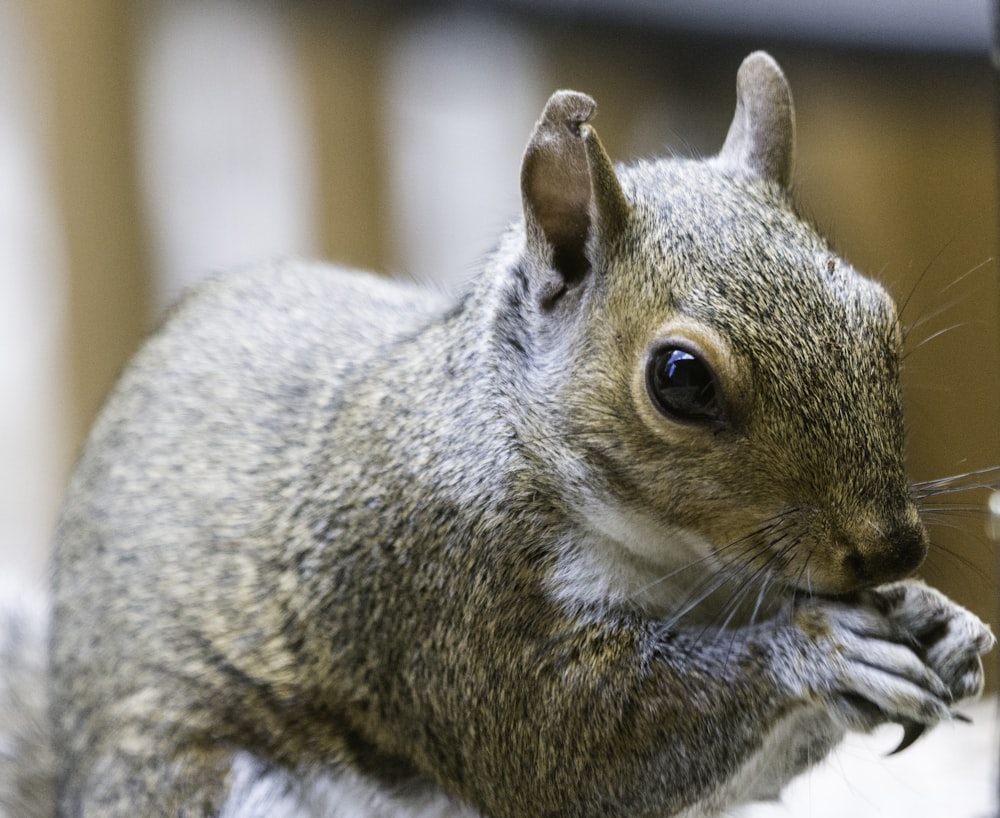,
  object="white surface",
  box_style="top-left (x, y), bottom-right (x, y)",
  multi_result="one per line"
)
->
top-left (737, 697), bottom-right (999, 818)
top-left (383, 9), bottom-right (545, 290)
top-left (137, 0), bottom-right (318, 312)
